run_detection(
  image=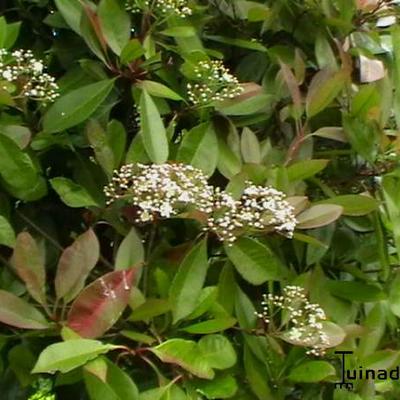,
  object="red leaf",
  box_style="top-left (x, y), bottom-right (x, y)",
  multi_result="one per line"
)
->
top-left (13, 232), bottom-right (46, 305)
top-left (67, 269), bottom-right (136, 338)
top-left (55, 229), bottom-right (100, 303)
